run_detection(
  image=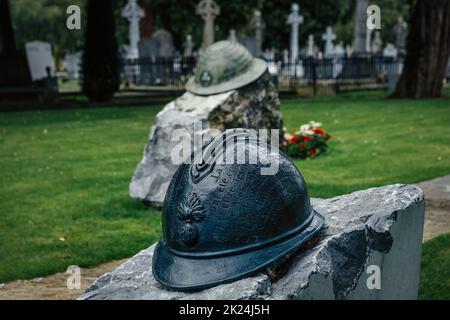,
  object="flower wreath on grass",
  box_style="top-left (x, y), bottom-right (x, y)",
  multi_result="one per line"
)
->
top-left (283, 121), bottom-right (332, 159)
